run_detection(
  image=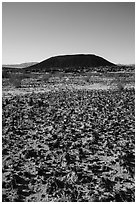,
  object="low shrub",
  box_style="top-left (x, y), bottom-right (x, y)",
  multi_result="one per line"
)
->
top-left (117, 82), bottom-right (125, 91)
top-left (42, 73), bottom-right (51, 83)
top-left (2, 71), bottom-right (10, 78)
